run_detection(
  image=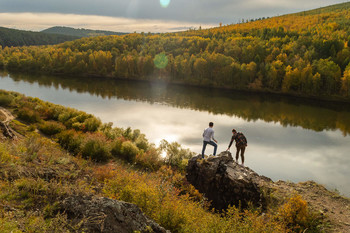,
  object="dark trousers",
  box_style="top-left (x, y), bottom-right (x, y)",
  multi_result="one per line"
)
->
top-left (236, 145), bottom-right (246, 163)
top-left (202, 140), bottom-right (217, 158)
